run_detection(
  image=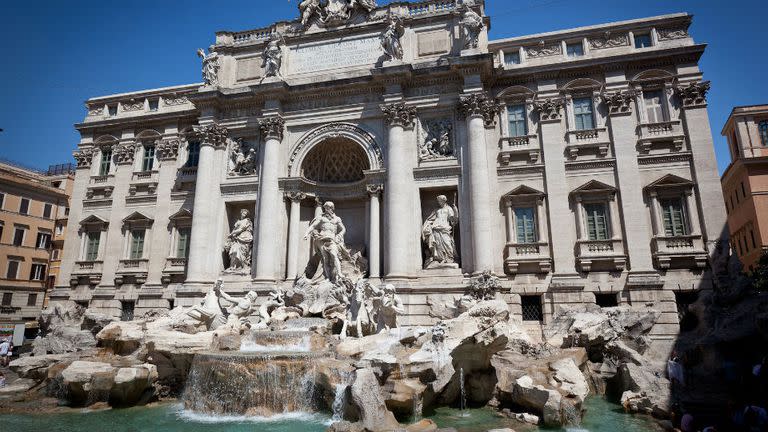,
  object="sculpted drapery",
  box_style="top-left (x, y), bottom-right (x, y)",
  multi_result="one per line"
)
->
top-left (422, 195), bottom-right (459, 269)
top-left (224, 209), bottom-right (253, 273)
